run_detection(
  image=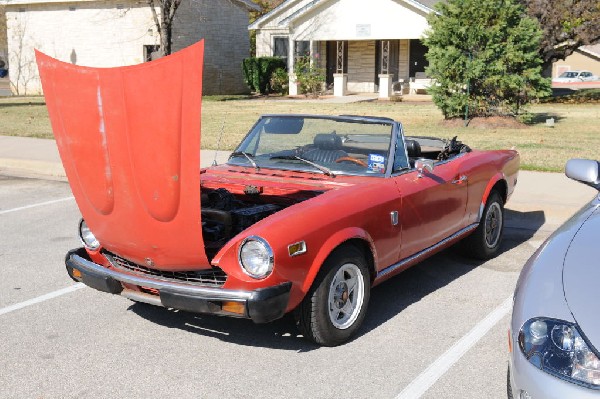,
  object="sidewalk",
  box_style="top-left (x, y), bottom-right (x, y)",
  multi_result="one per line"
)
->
top-left (0, 135), bottom-right (596, 231)
top-left (0, 135), bottom-right (231, 179)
